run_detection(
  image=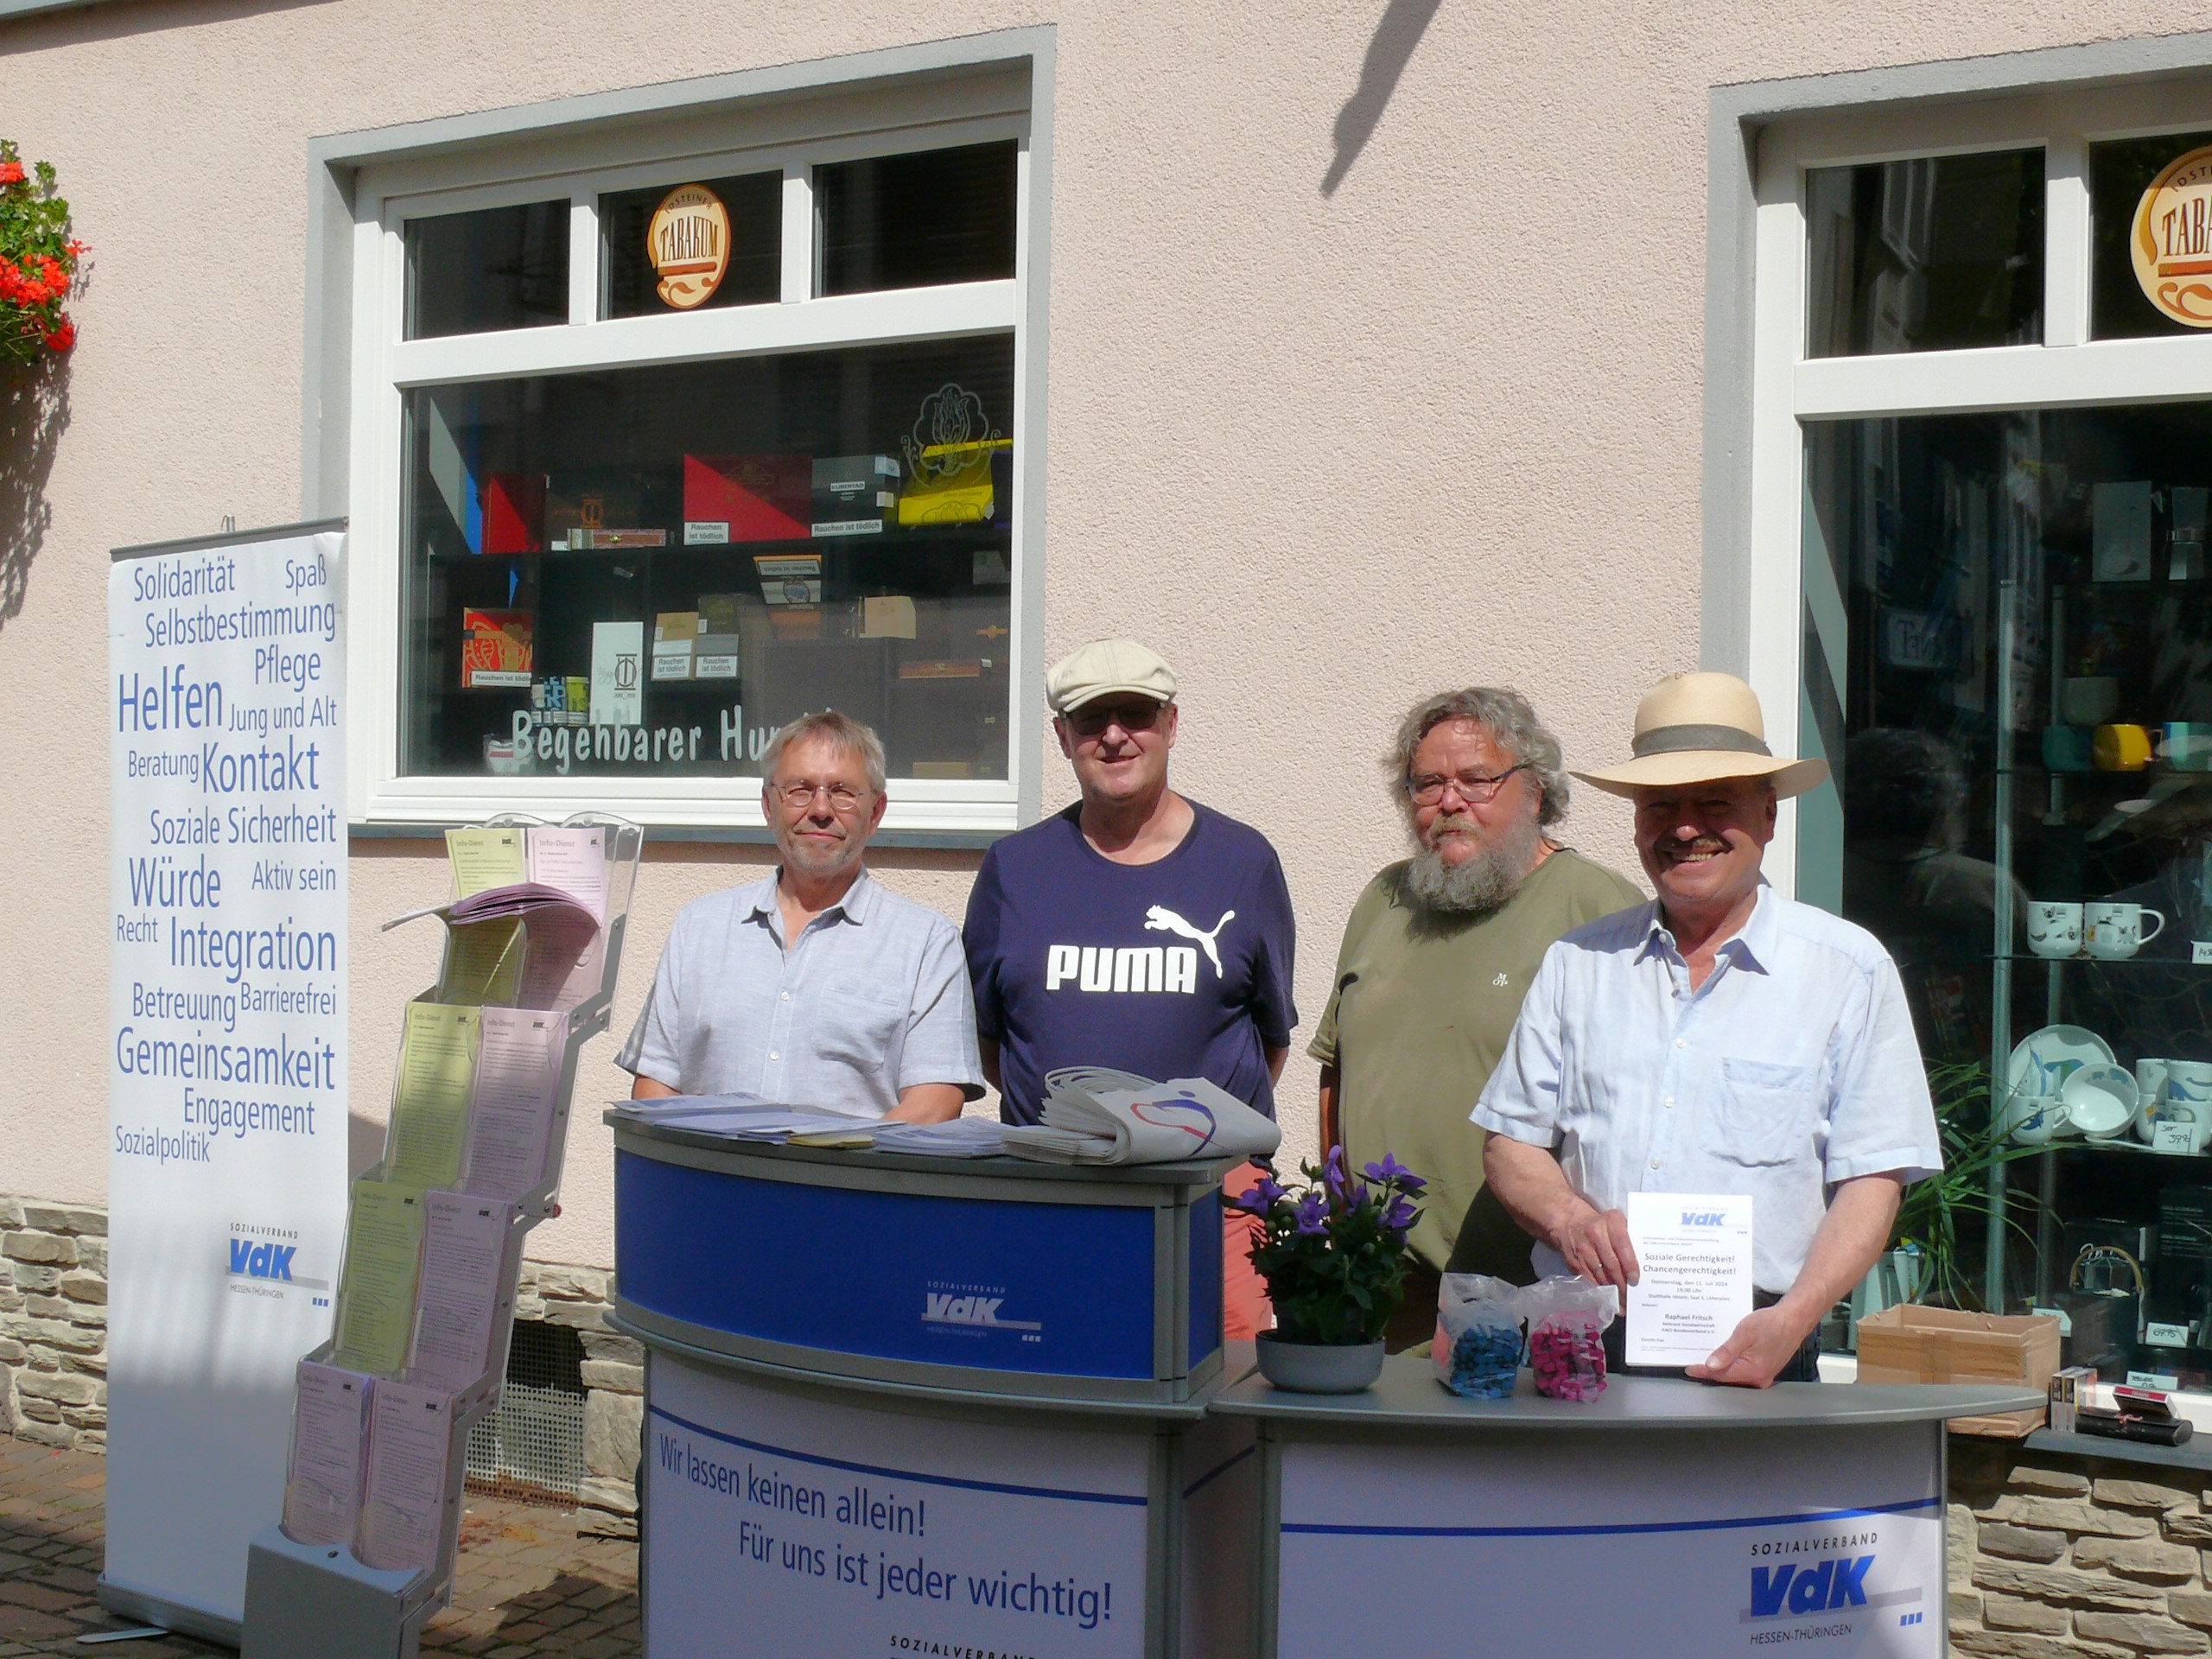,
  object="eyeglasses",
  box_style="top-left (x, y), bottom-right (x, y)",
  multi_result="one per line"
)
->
top-left (1405, 763), bottom-right (1529, 807)
top-left (771, 779), bottom-right (868, 812)
top-left (1063, 699), bottom-right (1166, 739)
